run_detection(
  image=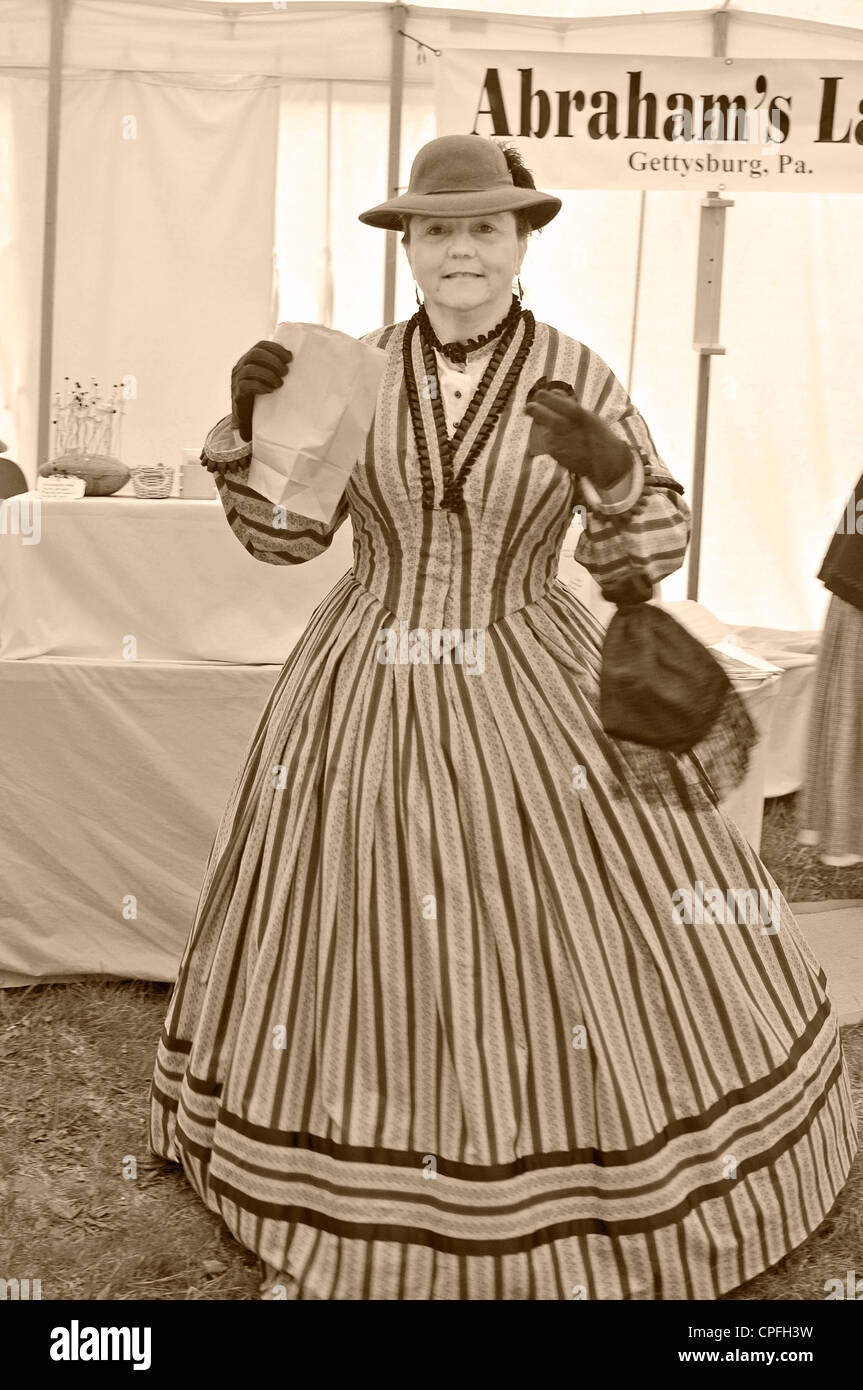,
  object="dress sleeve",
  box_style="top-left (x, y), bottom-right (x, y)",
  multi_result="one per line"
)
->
top-left (202, 327), bottom-right (392, 565)
top-left (210, 457), bottom-right (349, 566)
top-left (571, 350), bottom-right (691, 596)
